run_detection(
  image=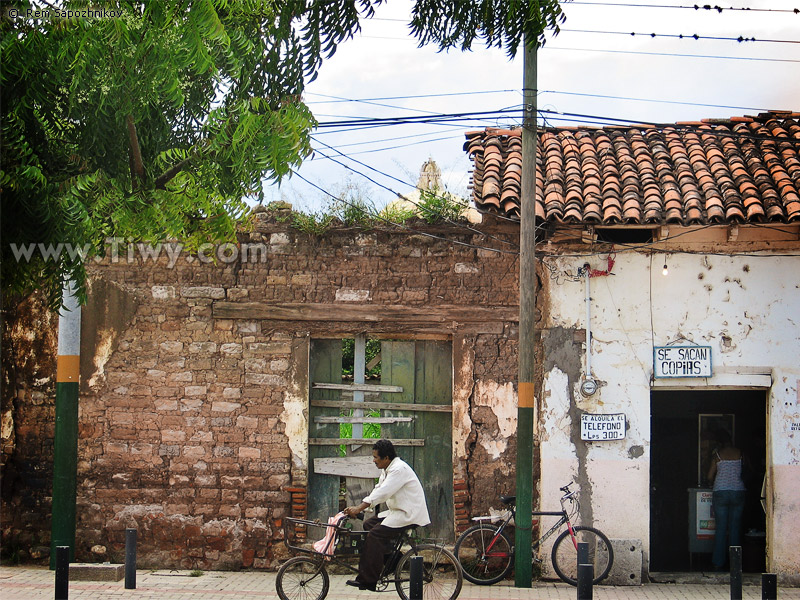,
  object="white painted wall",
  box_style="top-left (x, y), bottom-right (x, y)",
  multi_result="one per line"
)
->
top-left (540, 251), bottom-right (800, 577)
